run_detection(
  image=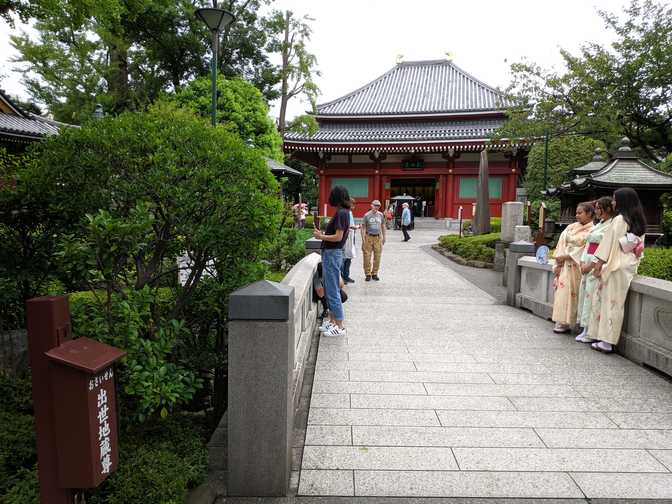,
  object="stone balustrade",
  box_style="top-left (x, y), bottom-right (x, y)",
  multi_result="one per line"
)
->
top-left (509, 255), bottom-right (672, 377)
top-left (224, 252), bottom-right (321, 496)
